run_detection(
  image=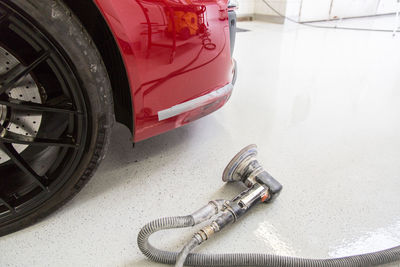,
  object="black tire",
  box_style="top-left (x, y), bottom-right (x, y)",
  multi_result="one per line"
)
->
top-left (0, 0), bottom-right (114, 236)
